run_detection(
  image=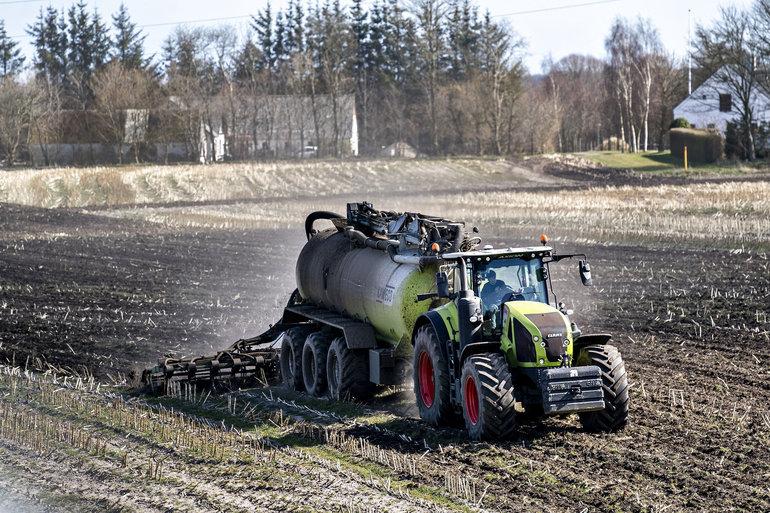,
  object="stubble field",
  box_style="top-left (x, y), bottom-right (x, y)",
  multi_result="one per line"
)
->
top-left (0, 157), bottom-right (768, 512)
